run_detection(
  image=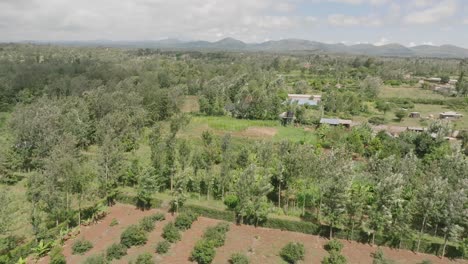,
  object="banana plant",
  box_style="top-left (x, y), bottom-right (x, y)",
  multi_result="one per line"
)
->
top-left (32, 240), bottom-right (54, 257)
